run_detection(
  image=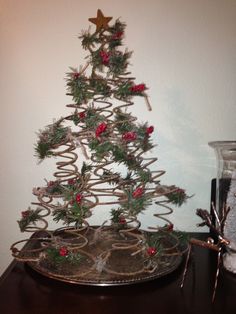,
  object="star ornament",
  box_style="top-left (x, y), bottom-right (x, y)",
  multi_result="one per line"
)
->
top-left (89, 9), bottom-right (112, 31)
